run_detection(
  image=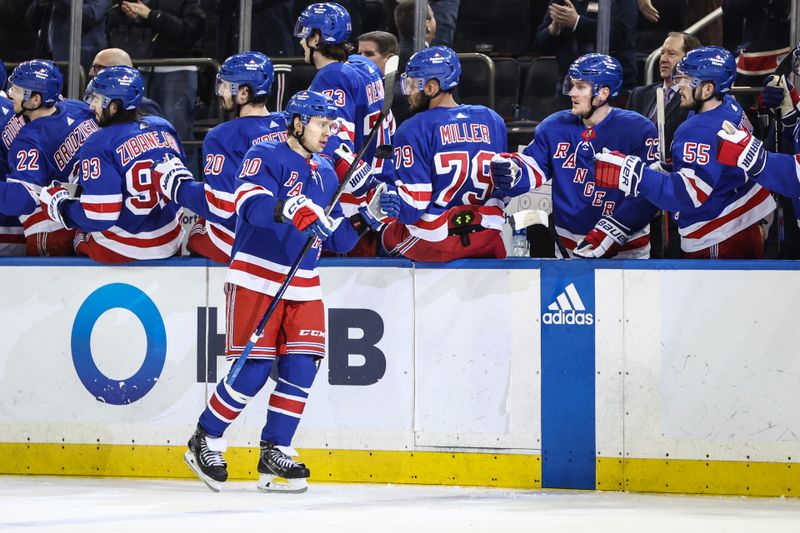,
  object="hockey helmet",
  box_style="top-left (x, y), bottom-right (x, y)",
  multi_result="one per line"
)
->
top-left (294, 3), bottom-right (352, 45)
top-left (286, 90), bottom-right (338, 125)
top-left (402, 46), bottom-right (461, 94)
top-left (84, 65), bottom-right (144, 110)
top-left (563, 53), bottom-right (623, 98)
top-left (672, 46), bottom-right (736, 96)
top-left (8, 59), bottom-right (63, 105)
top-left (217, 51), bottom-right (274, 98)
